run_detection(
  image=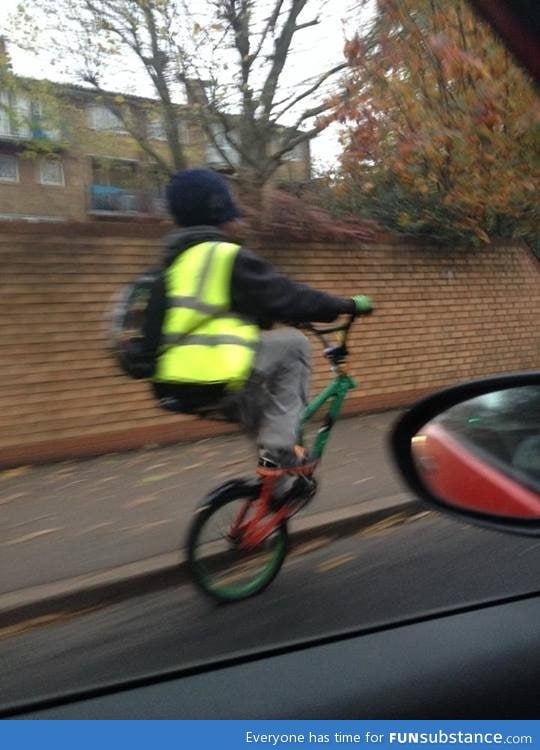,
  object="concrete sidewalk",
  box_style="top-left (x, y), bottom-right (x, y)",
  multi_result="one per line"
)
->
top-left (0, 410), bottom-right (420, 625)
